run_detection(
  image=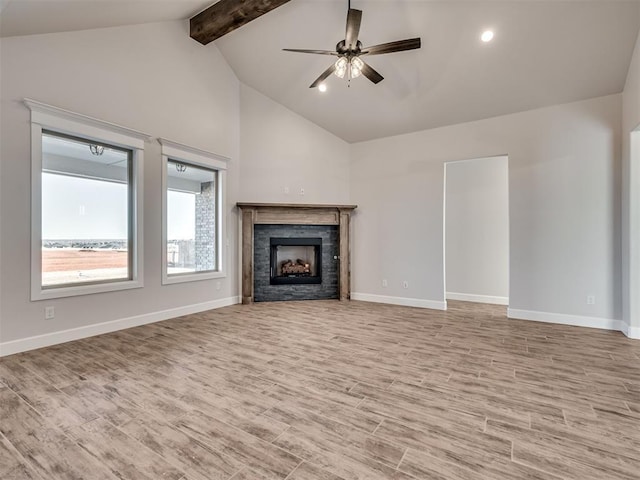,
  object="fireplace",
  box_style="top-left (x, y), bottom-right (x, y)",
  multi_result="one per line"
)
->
top-left (237, 203), bottom-right (356, 304)
top-left (270, 237), bottom-right (322, 285)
